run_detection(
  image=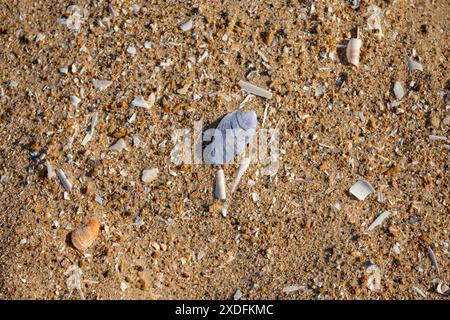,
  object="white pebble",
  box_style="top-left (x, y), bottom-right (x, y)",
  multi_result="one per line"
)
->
top-left (141, 168), bottom-right (159, 183)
